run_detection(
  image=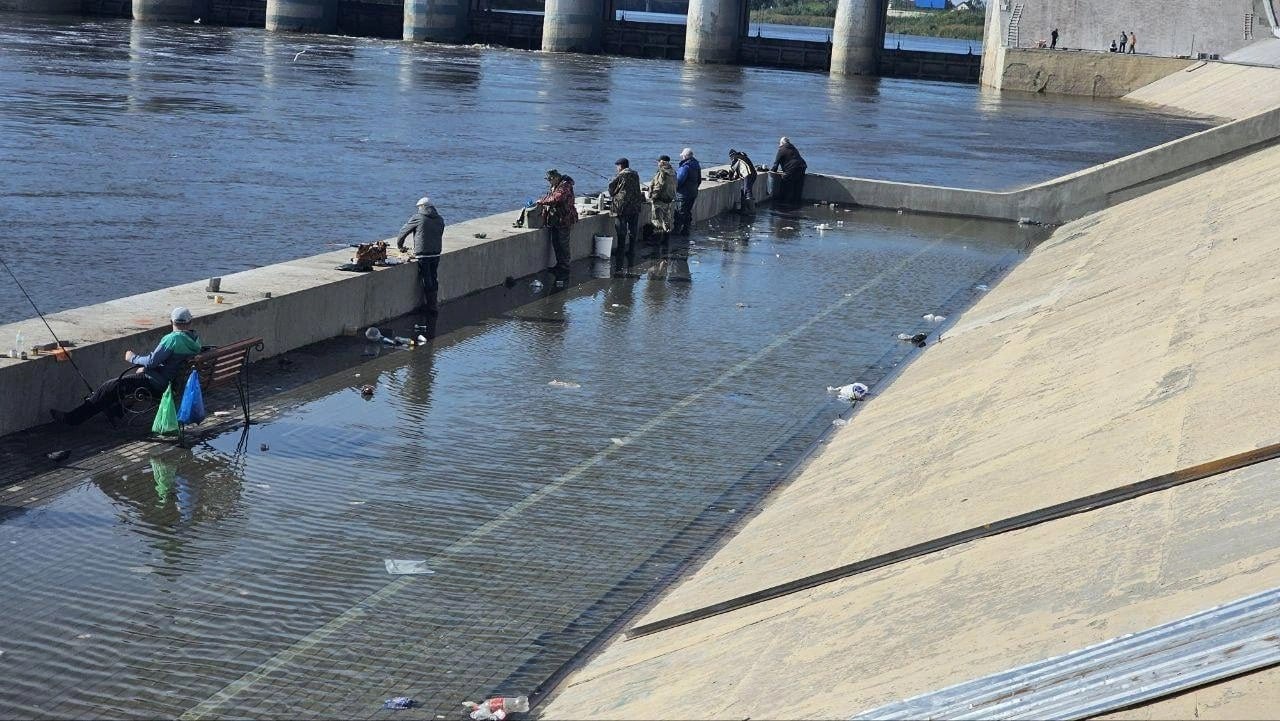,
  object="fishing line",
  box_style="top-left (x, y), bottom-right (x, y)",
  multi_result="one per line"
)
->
top-left (0, 256), bottom-right (95, 393)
